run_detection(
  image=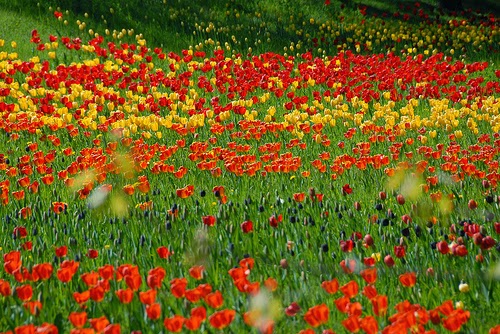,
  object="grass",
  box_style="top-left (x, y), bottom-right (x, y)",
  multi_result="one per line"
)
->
top-left (0, 0), bottom-right (499, 333)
